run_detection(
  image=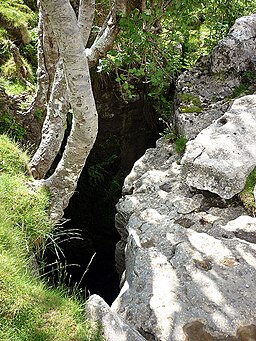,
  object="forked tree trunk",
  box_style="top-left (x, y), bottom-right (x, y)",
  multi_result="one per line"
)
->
top-left (39, 0), bottom-right (98, 221)
top-left (33, 0), bottom-right (143, 221)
